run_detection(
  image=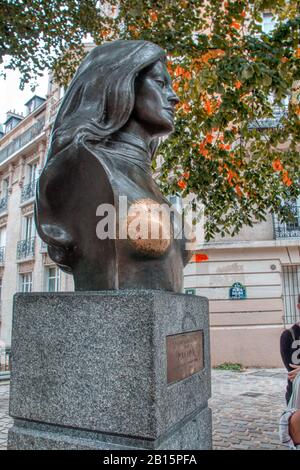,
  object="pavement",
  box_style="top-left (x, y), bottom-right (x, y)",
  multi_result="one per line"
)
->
top-left (0, 369), bottom-right (289, 450)
top-left (0, 380), bottom-right (10, 451)
top-left (210, 368), bottom-right (288, 450)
